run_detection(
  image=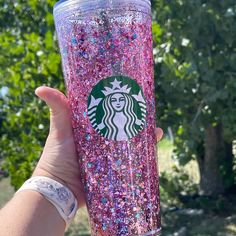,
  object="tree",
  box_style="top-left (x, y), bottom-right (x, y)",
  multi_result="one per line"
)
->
top-left (0, 0), bottom-right (62, 189)
top-left (153, 0), bottom-right (236, 195)
top-left (1, 0), bottom-right (235, 197)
